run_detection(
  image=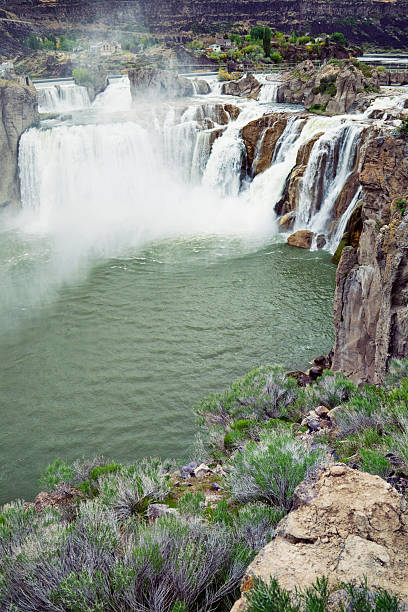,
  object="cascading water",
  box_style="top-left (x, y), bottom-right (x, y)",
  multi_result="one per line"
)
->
top-left (36, 81), bottom-right (91, 113)
top-left (327, 187), bottom-right (362, 253)
top-left (257, 75), bottom-right (281, 104)
top-left (294, 122), bottom-right (363, 238)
